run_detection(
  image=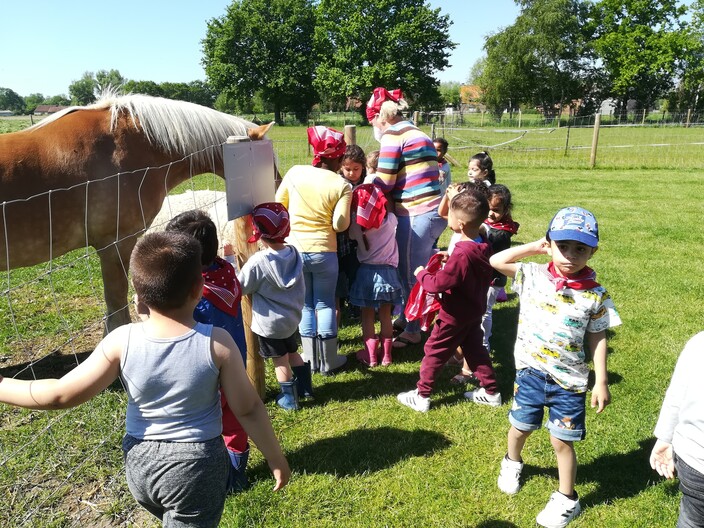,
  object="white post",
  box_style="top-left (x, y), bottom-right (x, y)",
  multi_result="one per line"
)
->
top-left (590, 113), bottom-right (601, 168)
